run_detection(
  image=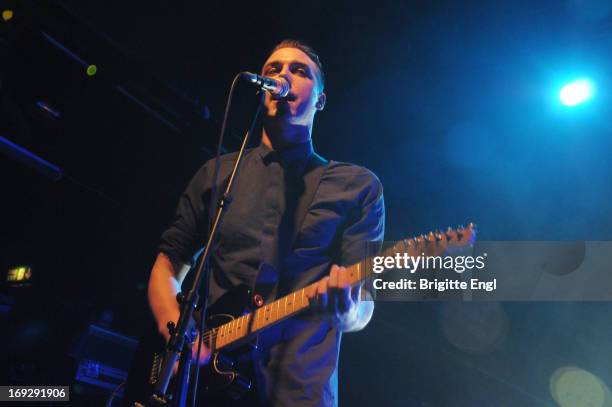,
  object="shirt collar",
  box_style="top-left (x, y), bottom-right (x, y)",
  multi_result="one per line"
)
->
top-left (257, 139), bottom-right (314, 166)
